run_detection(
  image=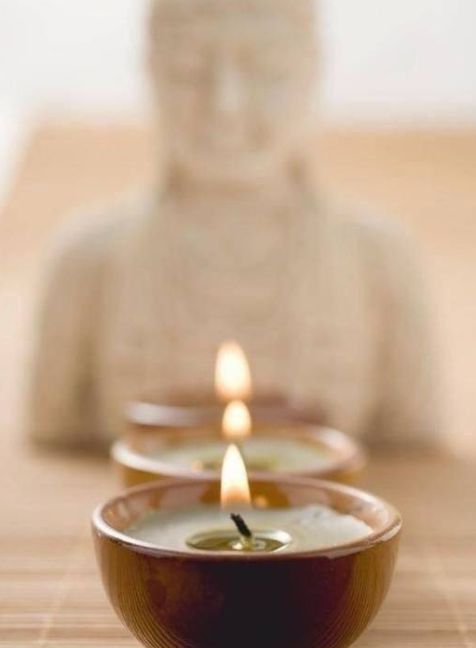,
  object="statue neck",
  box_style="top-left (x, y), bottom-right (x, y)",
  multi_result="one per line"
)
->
top-left (158, 152), bottom-right (317, 206)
